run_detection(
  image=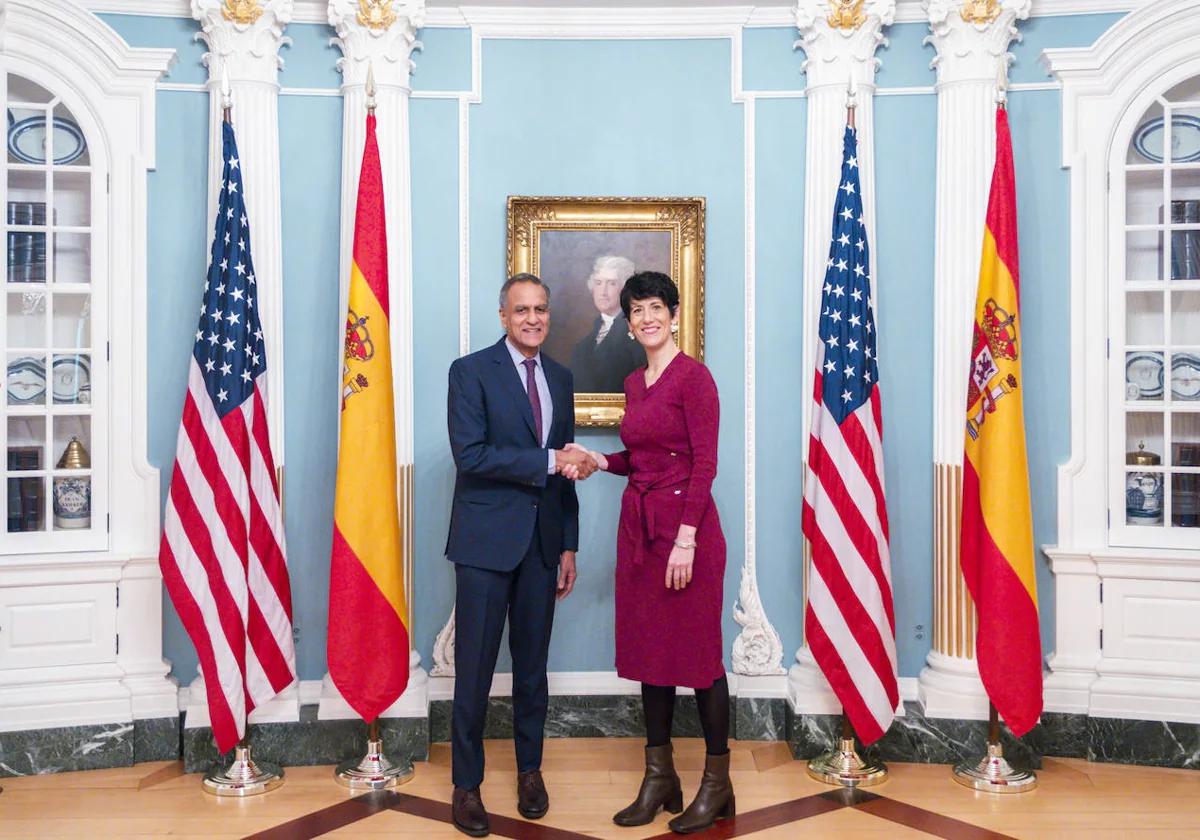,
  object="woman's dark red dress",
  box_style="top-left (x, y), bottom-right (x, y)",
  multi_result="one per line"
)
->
top-left (603, 352), bottom-right (726, 689)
